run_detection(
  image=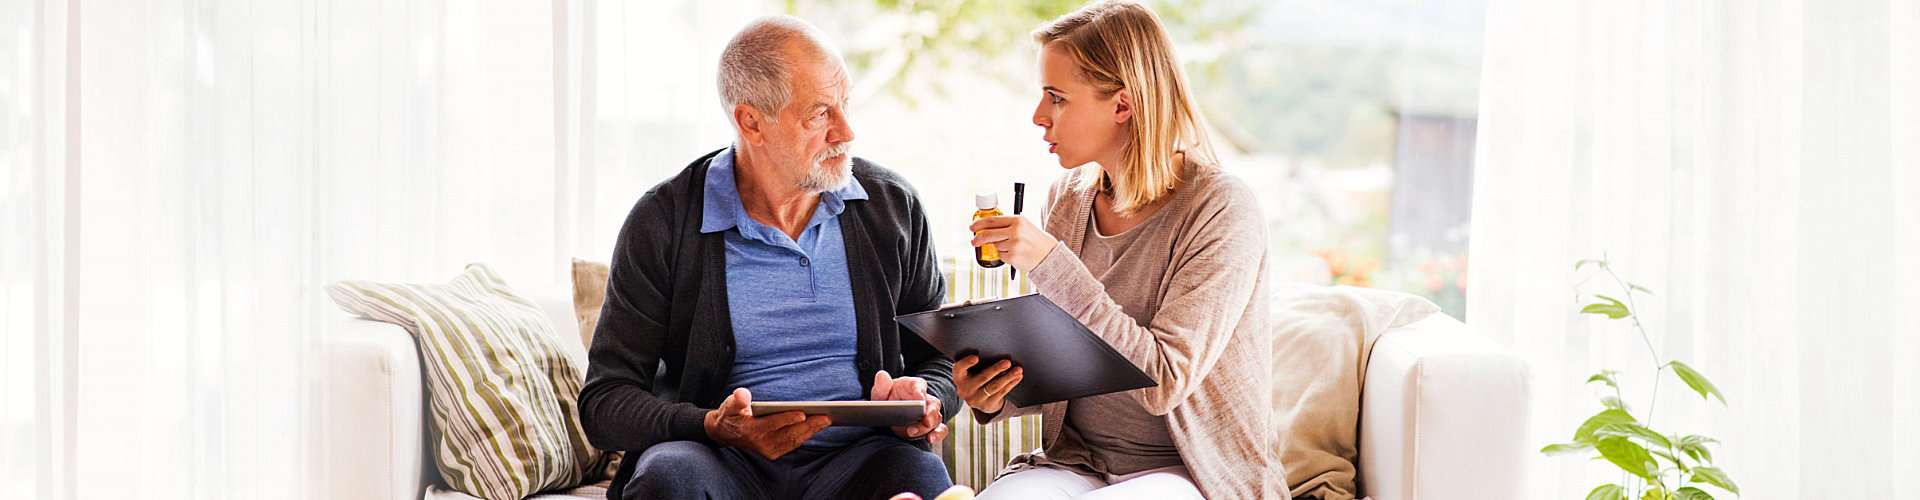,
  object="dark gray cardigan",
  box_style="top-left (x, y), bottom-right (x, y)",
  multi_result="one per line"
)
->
top-left (578, 149), bottom-right (957, 498)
